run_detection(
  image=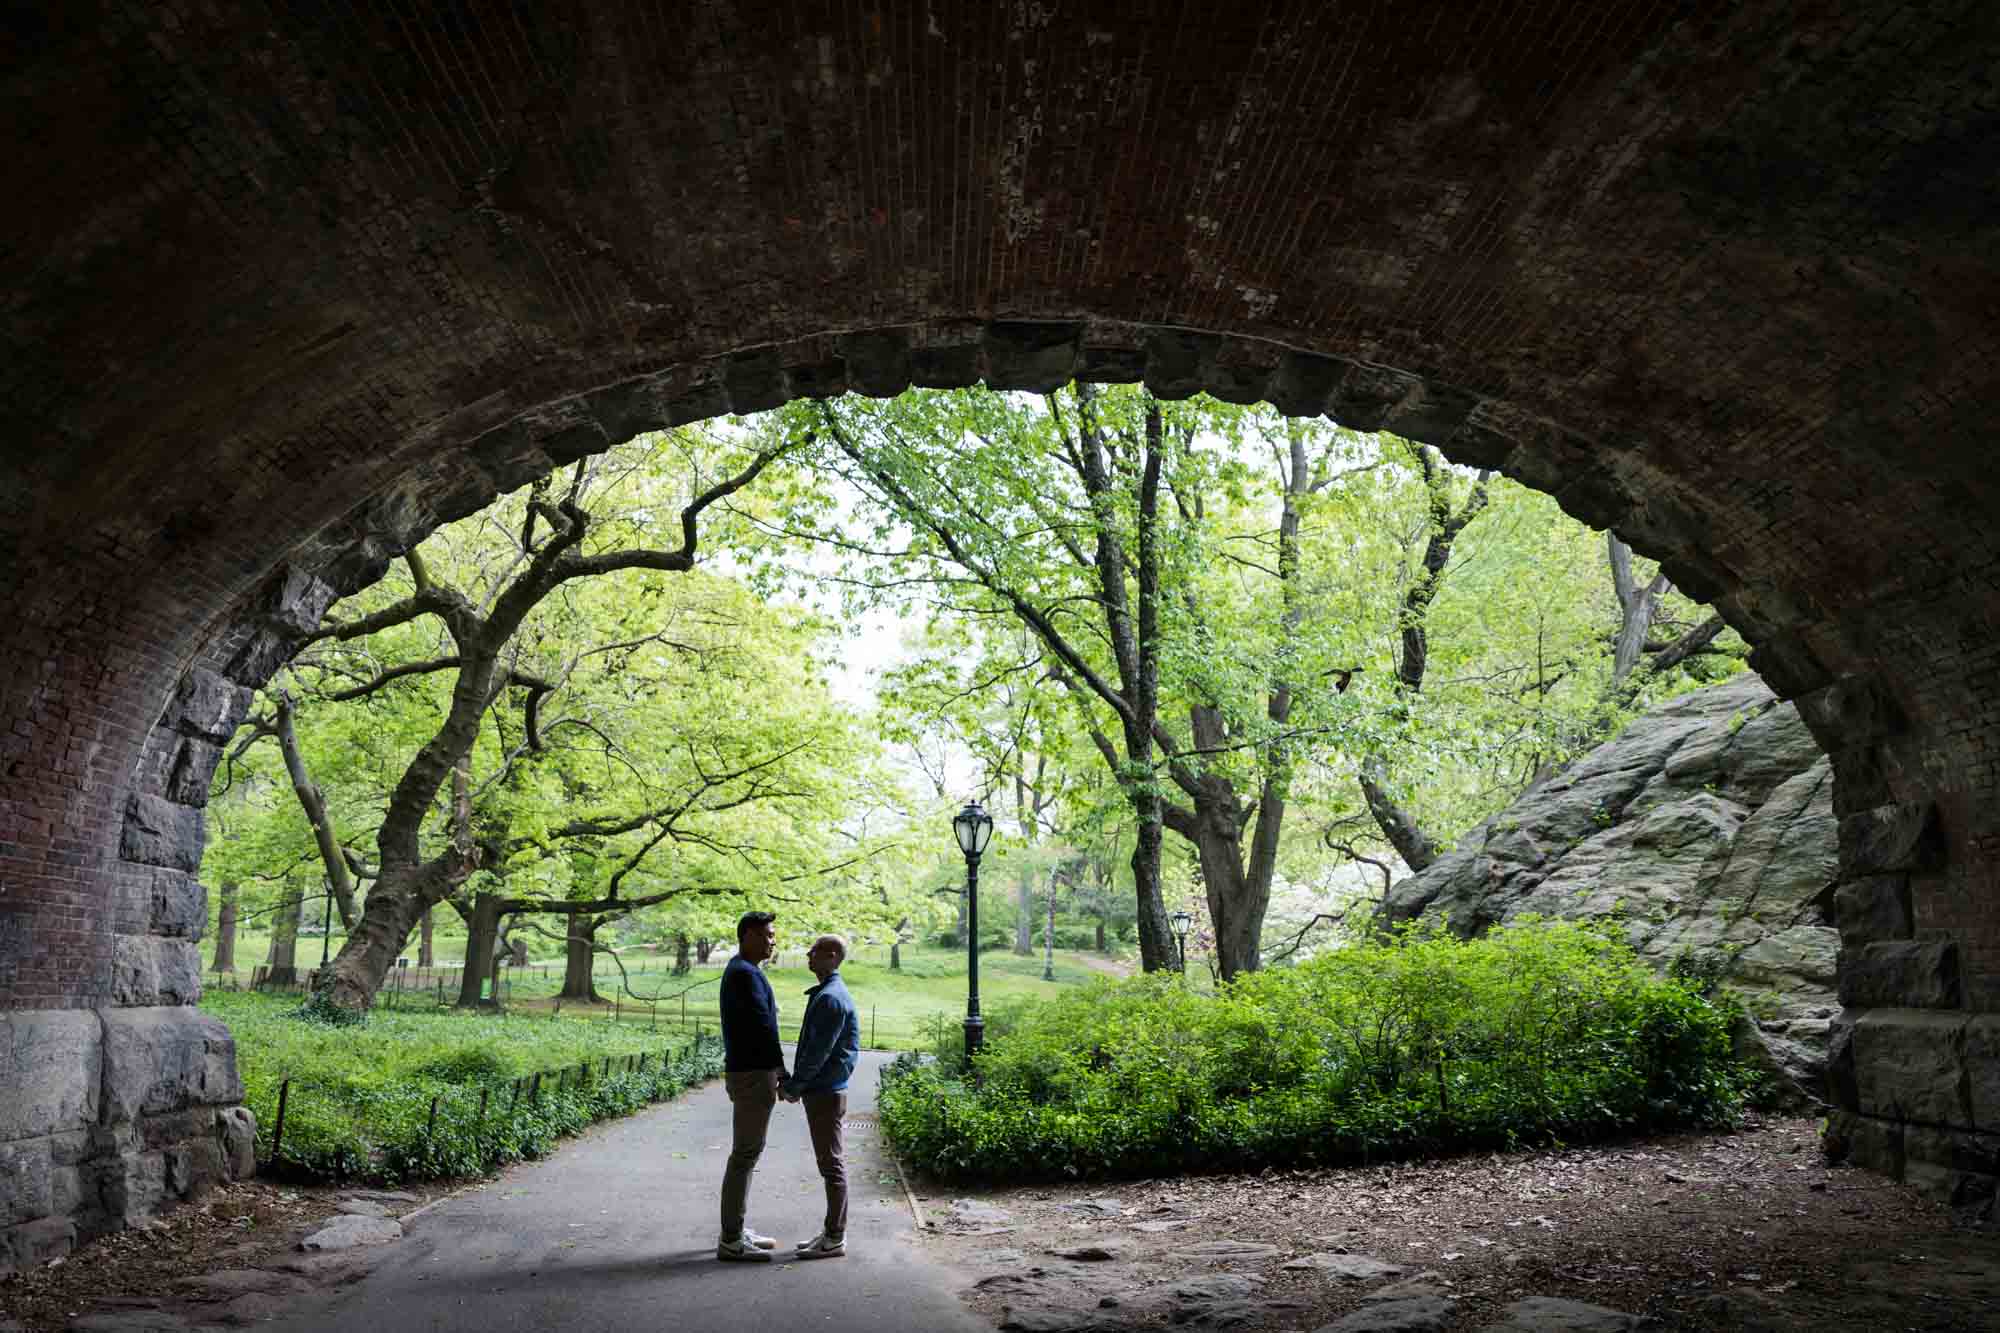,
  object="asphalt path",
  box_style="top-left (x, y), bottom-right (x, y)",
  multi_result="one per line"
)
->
top-left (266, 1048), bottom-right (984, 1333)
